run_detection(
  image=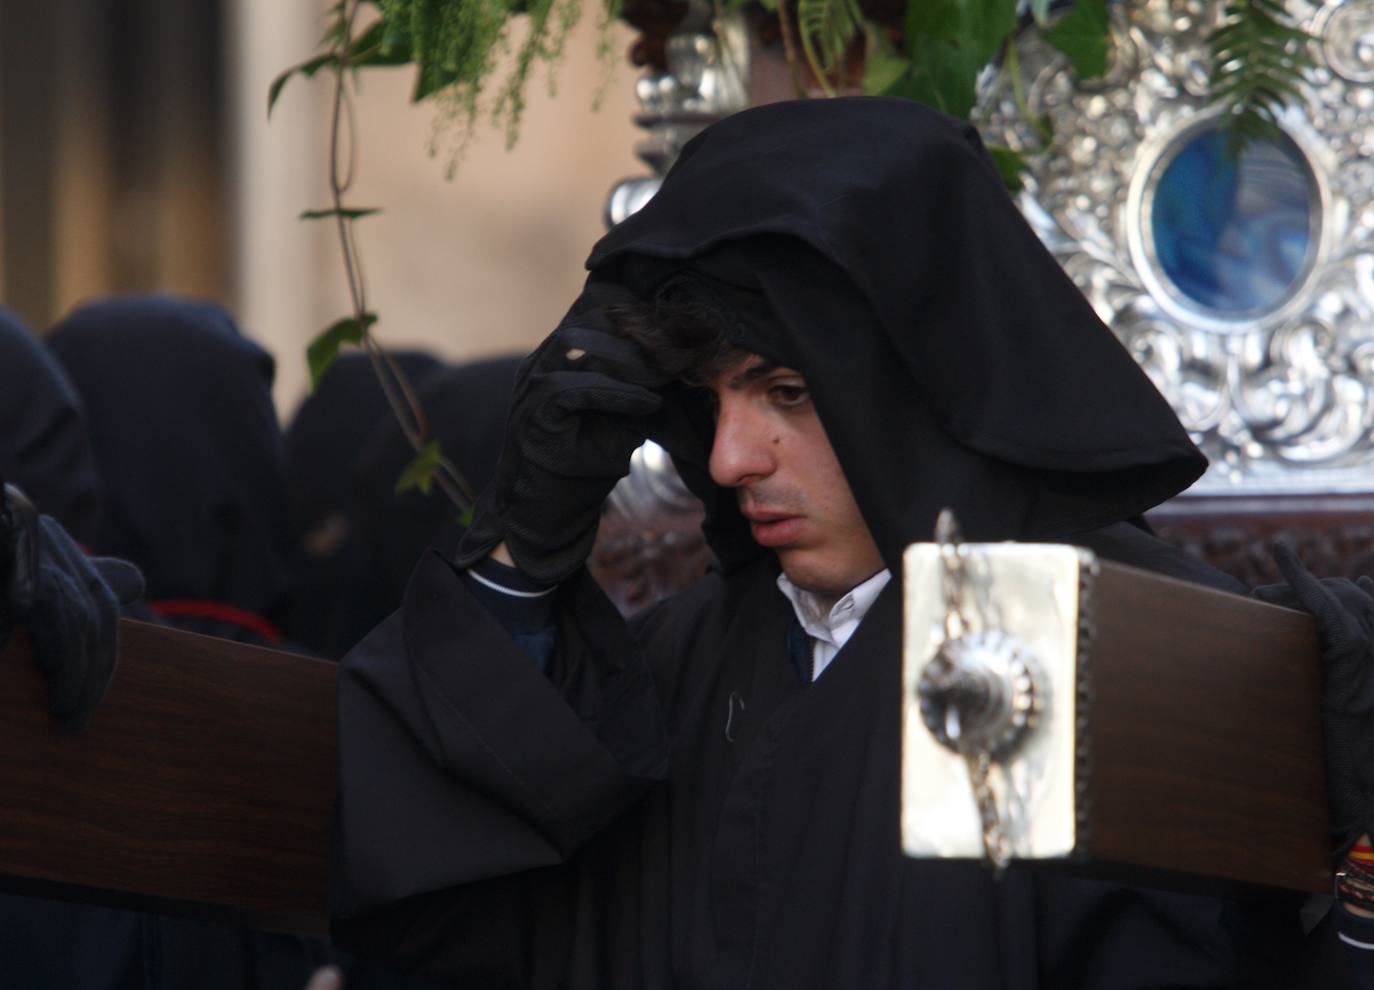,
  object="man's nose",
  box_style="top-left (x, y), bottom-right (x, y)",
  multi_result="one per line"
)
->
top-left (709, 398), bottom-right (775, 488)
